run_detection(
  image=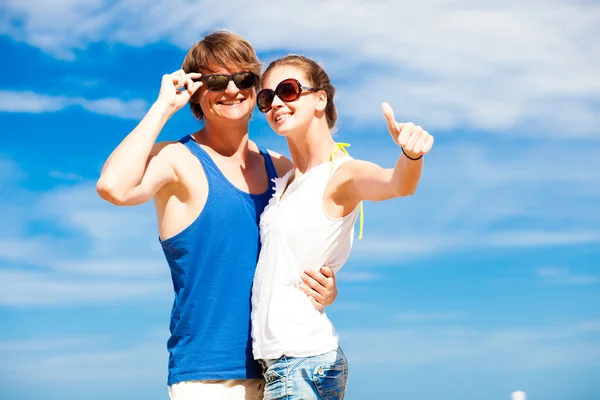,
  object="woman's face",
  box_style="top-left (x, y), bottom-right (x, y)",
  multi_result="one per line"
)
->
top-left (260, 66), bottom-right (319, 137)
